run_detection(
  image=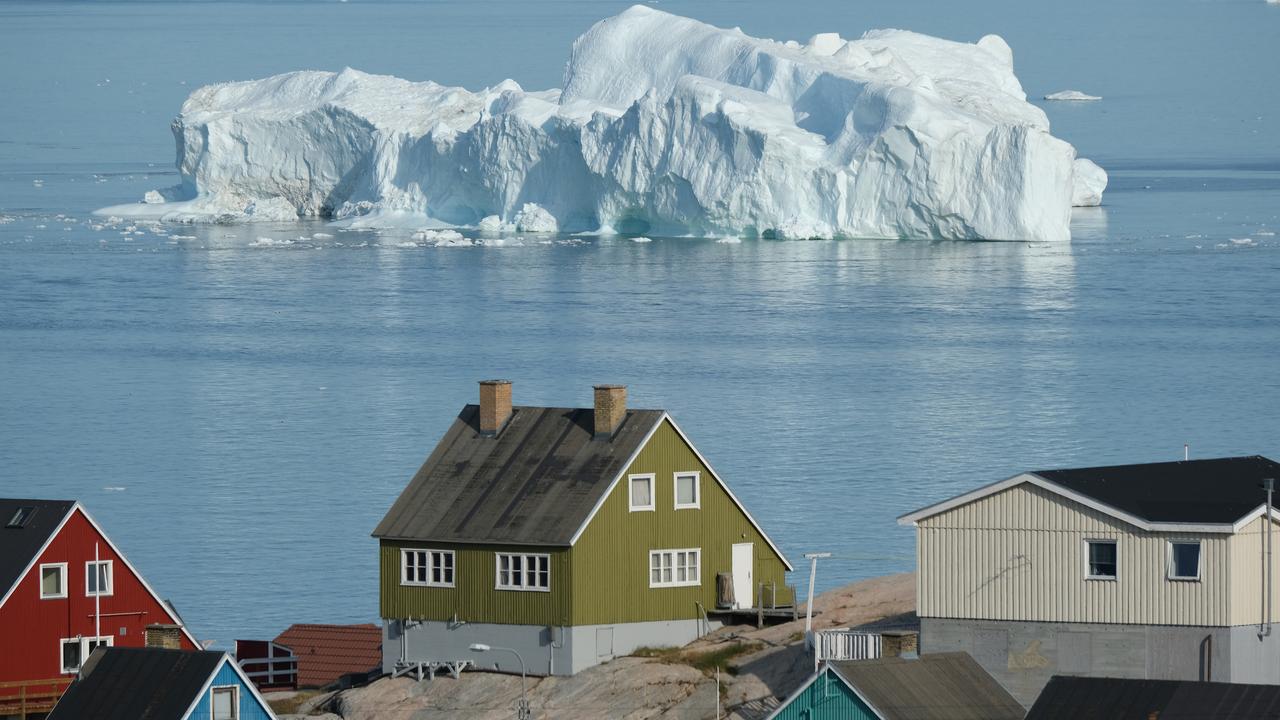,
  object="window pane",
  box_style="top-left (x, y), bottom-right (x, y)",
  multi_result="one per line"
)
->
top-left (1089, 542), bottom-right (1117, 577)
top-left (1174, 543), bottom-right (1200, 577)
top-left (632, 478), bottom-right (651, 507)
top-left (677, 476), bottom-right (697, 505)
top-left (42, 567), bottom-right (62, 596)
top-left (212, 688), bottom-right (235, 720)
top-left (689, 552), bottom-right (699, 583)
top-left (63, 641), bottom-right (81, 670)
